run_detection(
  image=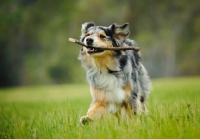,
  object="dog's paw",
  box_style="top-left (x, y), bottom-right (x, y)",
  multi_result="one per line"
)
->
top-left (80, 116), bottom-right (92, 125)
